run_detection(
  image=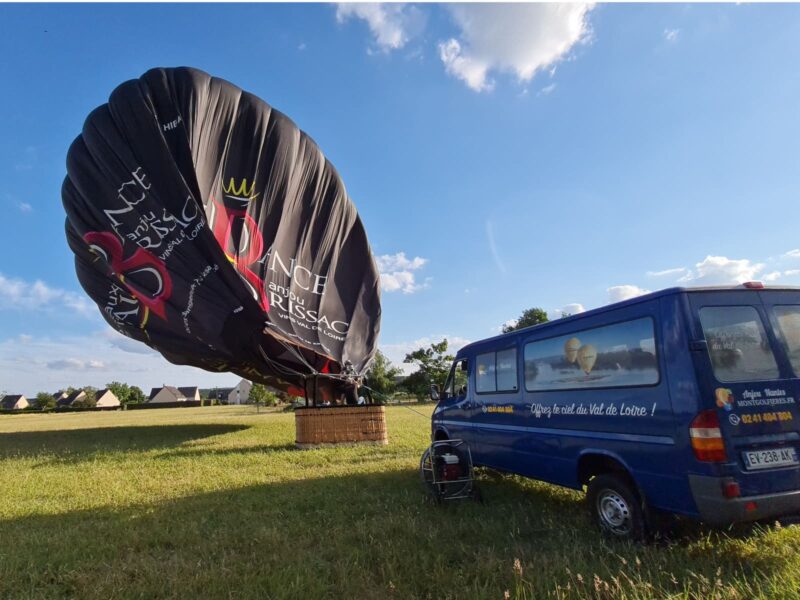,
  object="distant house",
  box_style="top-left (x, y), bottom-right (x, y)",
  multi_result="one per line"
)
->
top-left (58, 389), bottom-right (87, 407)
top-left (228, 380), bottom-right (253, 405)
top-left (178, 387), bottom-right (200, 401)
top-left (1, 395), bottom-right (29, 410)
top-left (148, 386), bottom-right (198, 403)
top-left (94, 389), bottom-right (120, 408)
top-left (52, 391), bottom-right (68, 404)
top-left (203, 387), bottom-right (234, 403)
